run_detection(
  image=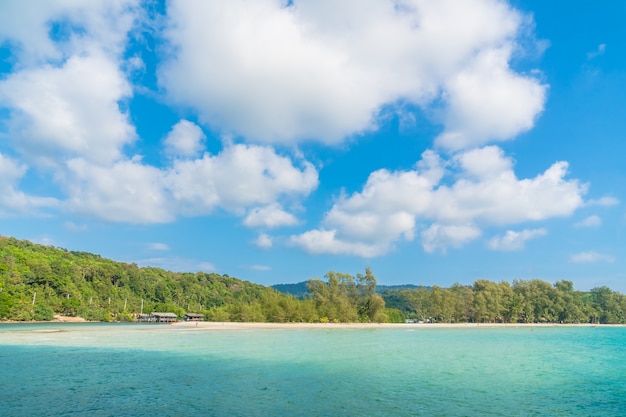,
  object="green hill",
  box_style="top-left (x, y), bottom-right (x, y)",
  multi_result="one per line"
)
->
top-left (0, 236), bottom-right (313, 322)
top-left (2, 235), bottom-right (625, 324)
